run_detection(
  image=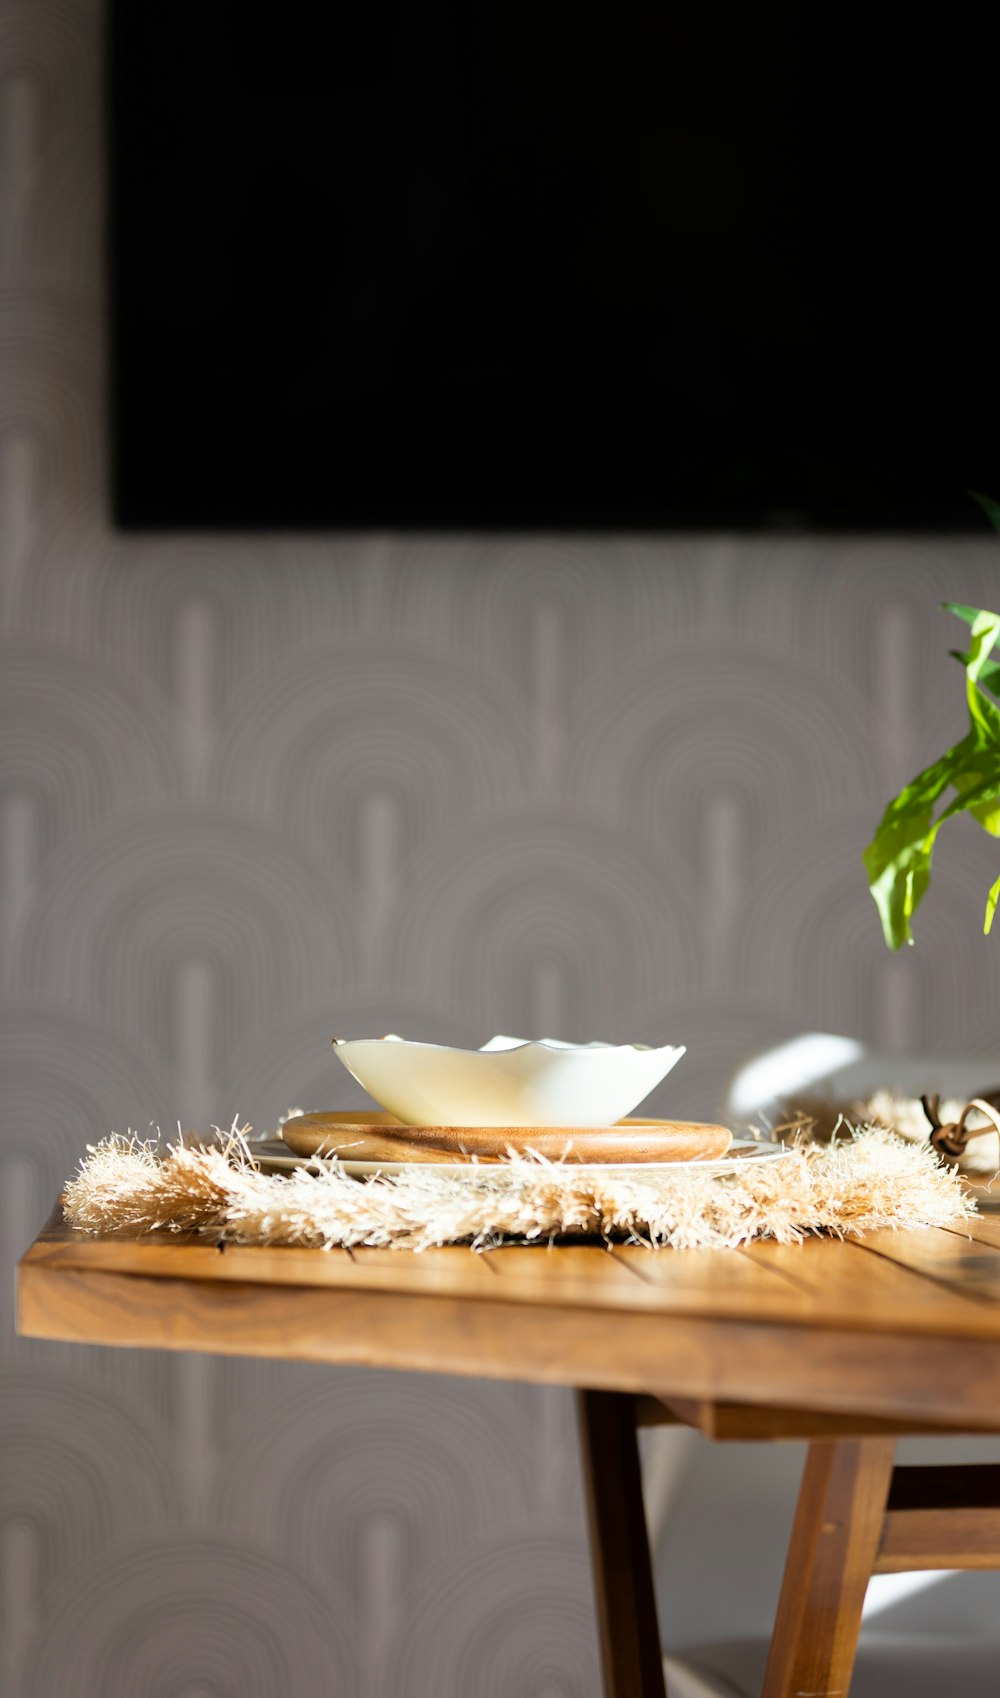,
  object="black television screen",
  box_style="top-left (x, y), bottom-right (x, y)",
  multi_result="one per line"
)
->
top-left (111, 4), bottom-right (1000, 530)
